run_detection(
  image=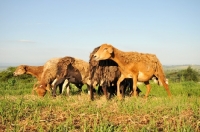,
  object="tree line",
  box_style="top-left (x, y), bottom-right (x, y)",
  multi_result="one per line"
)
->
top-left (166, 66), bottom-right (200, 82)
